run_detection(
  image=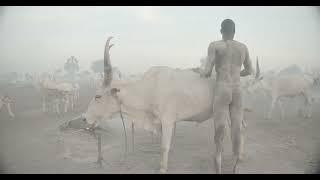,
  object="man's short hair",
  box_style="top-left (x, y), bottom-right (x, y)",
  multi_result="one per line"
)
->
top-left (221, 19), bottom-right (235, 34)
